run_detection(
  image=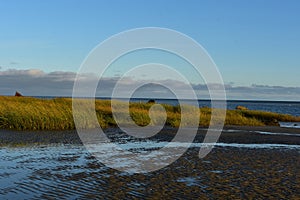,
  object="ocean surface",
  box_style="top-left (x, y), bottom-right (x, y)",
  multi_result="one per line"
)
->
top-left (128, 98), bottom-right (300, 116)
top-left (37, 96), bottom-right (300, 116)
top-left (108, 98), bottom-right (300, 117)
